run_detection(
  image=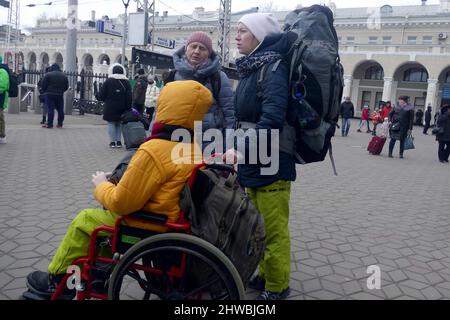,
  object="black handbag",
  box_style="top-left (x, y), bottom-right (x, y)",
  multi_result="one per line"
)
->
top-left (391, 122), bottom-right (401, 132)
top-left (432, 126), bottom-right (444, 135)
